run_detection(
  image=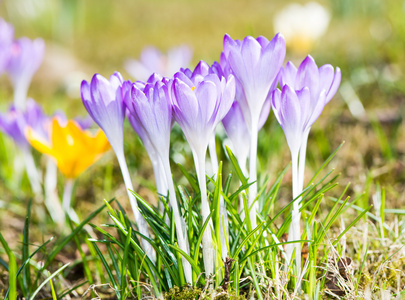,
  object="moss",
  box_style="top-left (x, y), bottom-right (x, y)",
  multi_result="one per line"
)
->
top-left (163, 286), bottom-right (247, 300)
top-left (164, 286), bottom-right (203, 300)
